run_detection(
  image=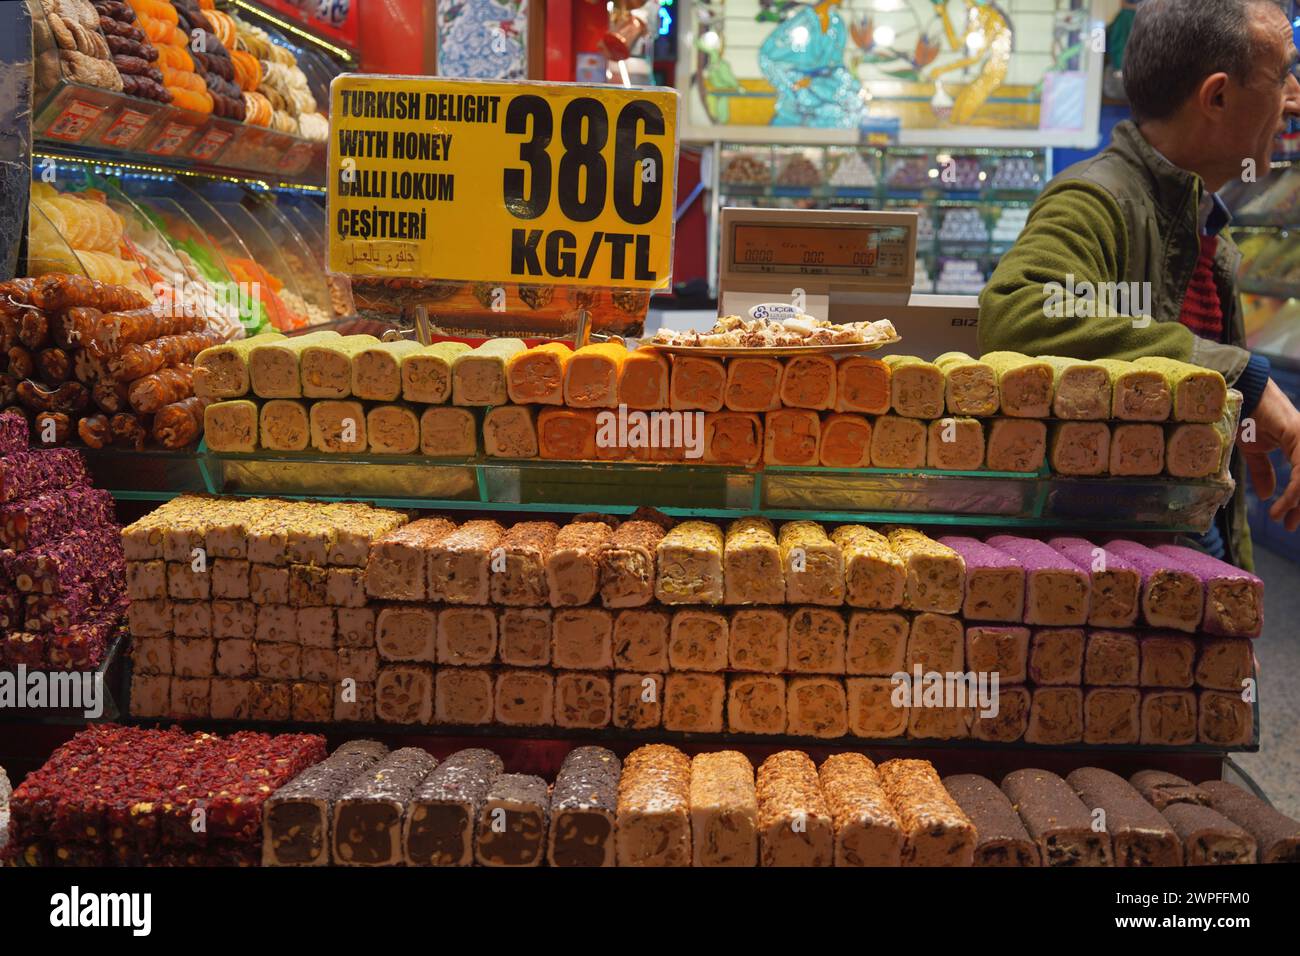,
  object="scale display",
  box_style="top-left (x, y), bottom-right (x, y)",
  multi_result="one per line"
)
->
top-left (729, 222), bottom-right (911, 278)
